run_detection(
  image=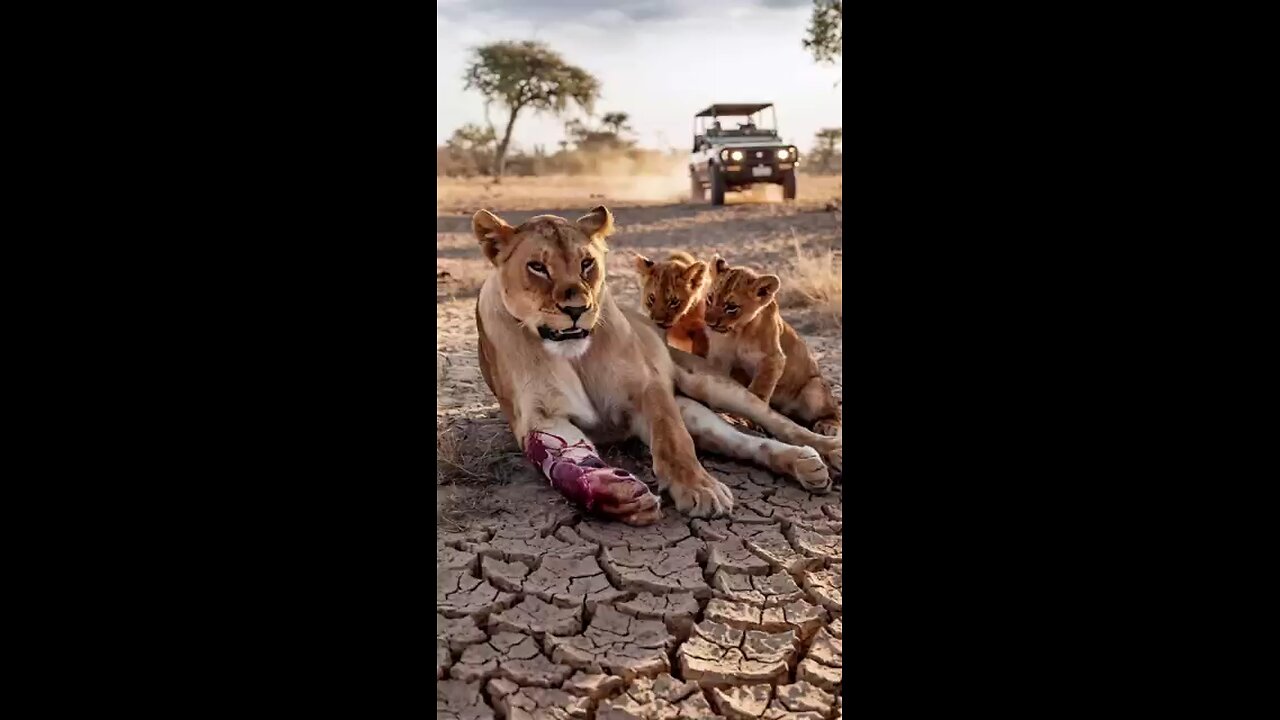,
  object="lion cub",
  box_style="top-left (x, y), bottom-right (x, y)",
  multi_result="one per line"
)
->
top-left (633, 251), bottom-right (711, 356)
top-left (703, 255), bottom-right (841, 436)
